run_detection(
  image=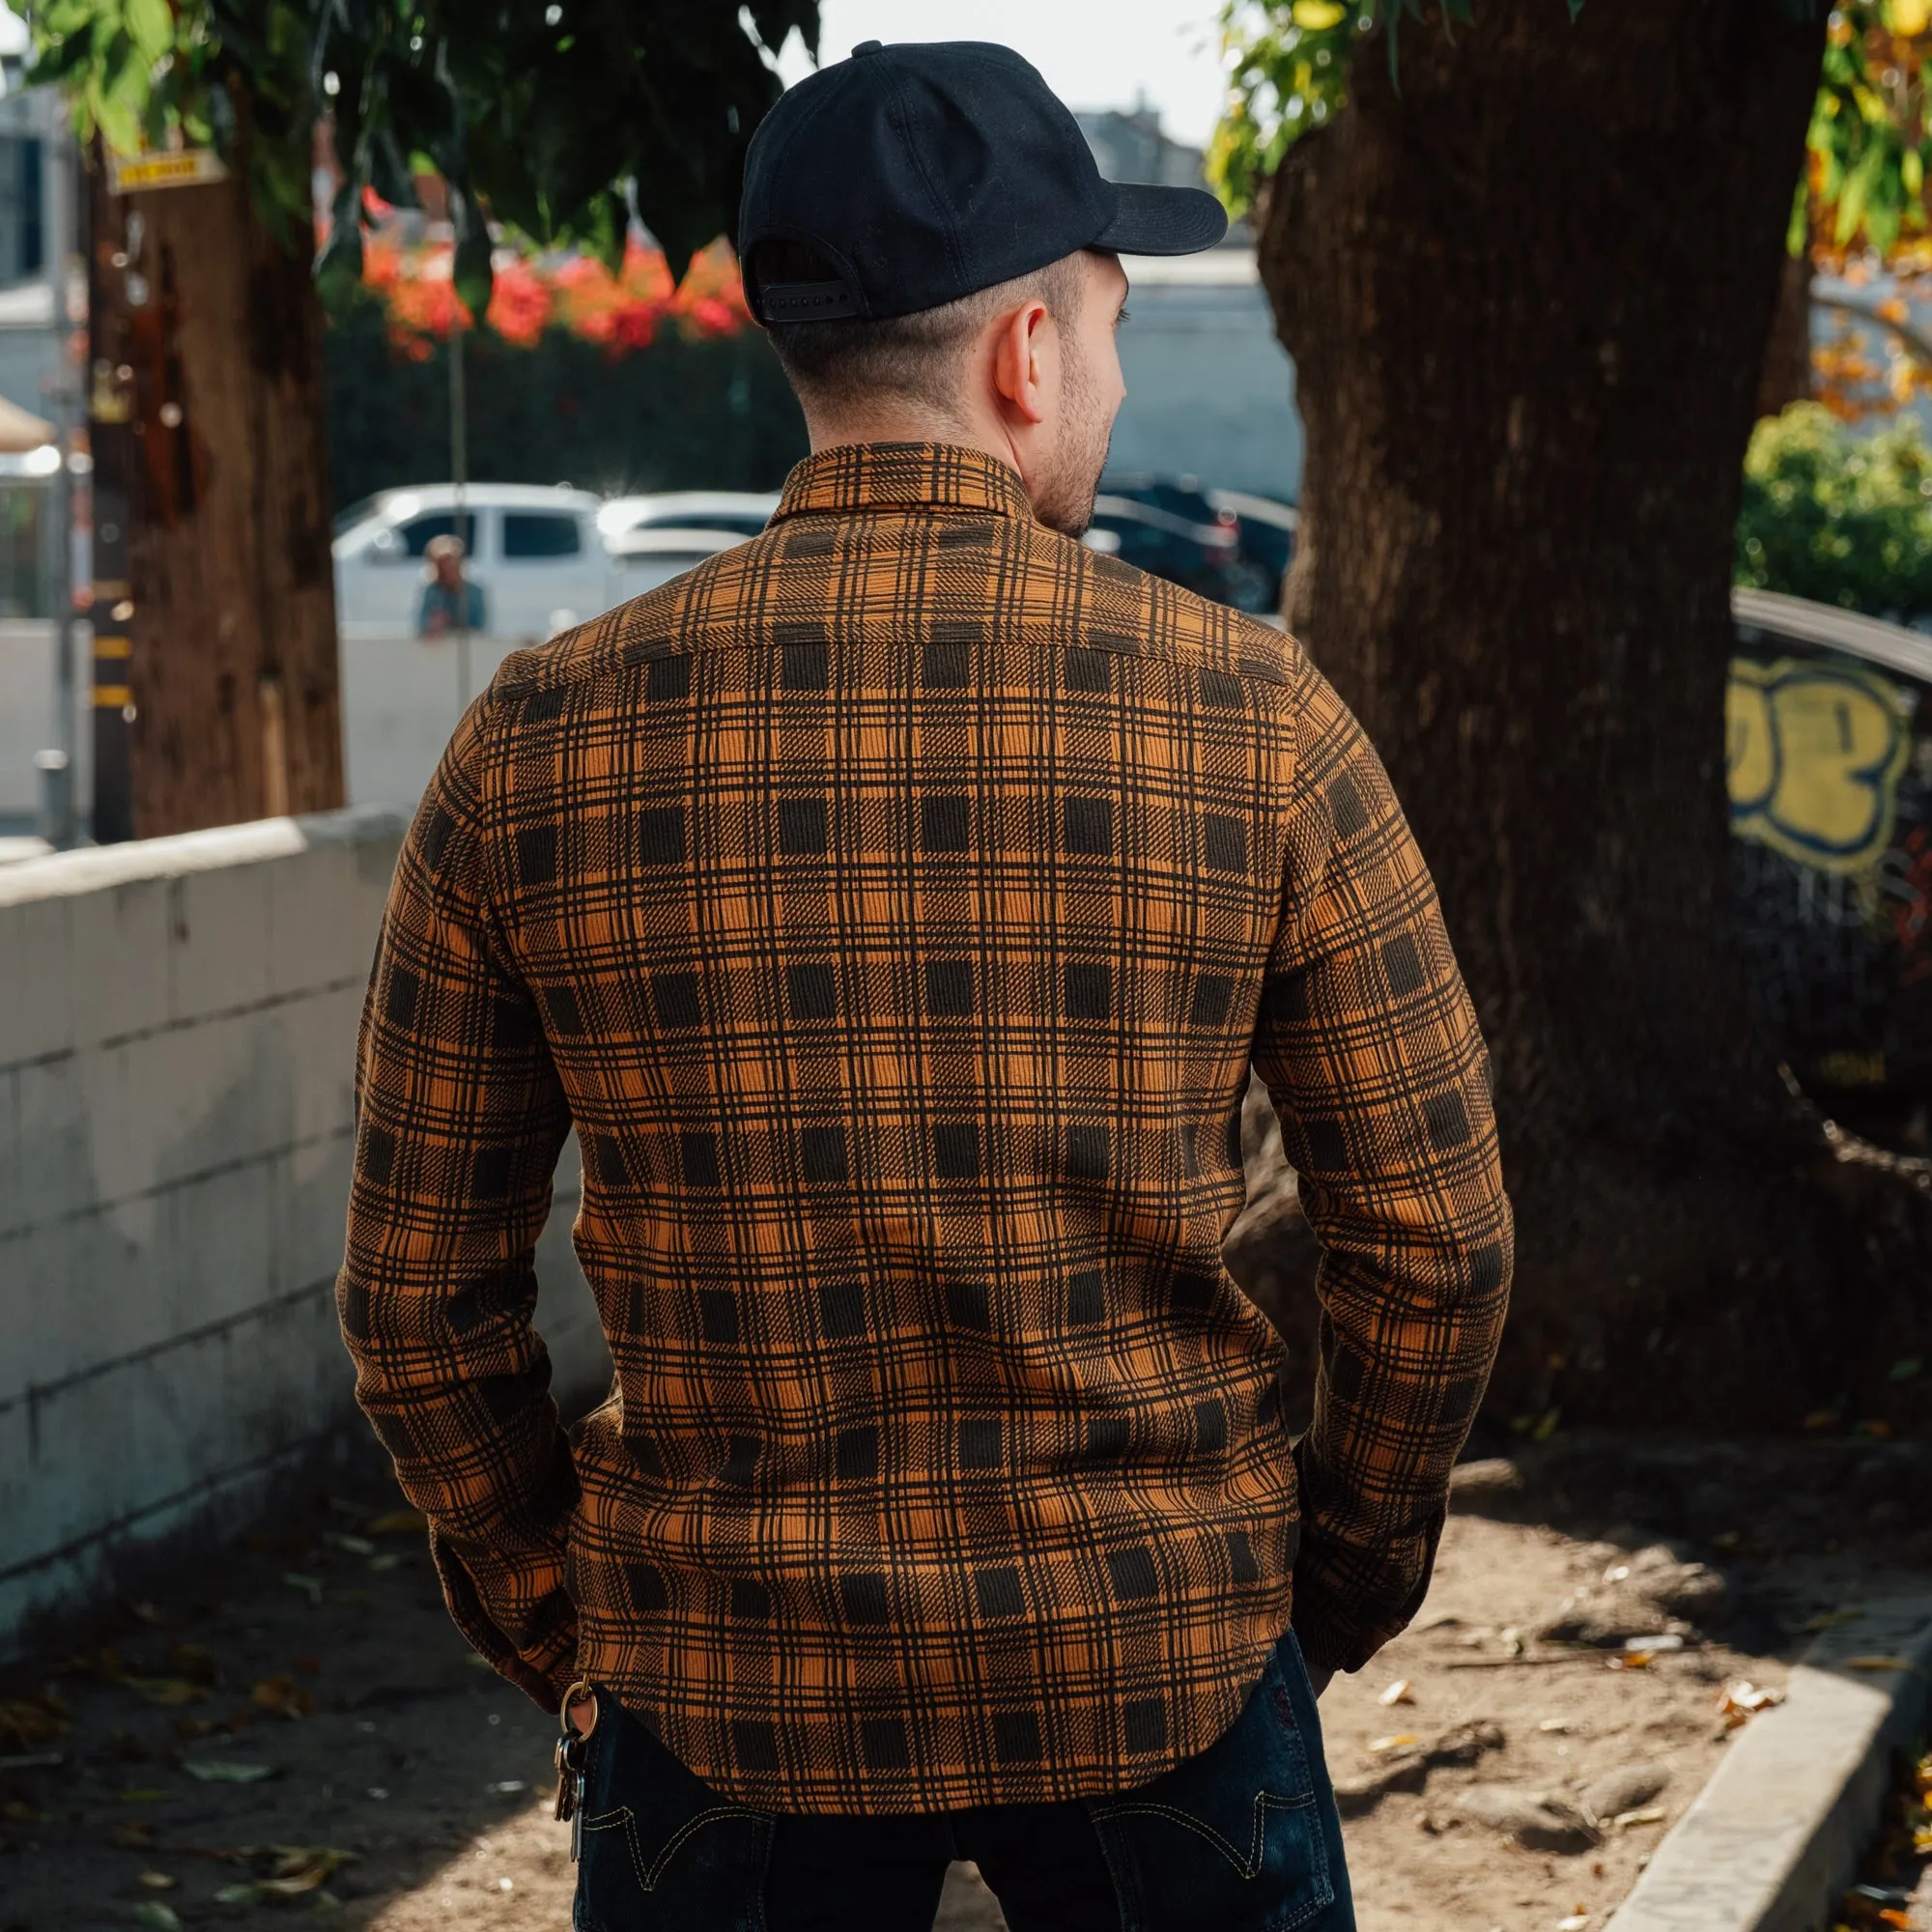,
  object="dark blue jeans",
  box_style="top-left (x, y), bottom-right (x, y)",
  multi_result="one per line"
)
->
top-left (570, 1630), bottom-right (1355, 1932)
